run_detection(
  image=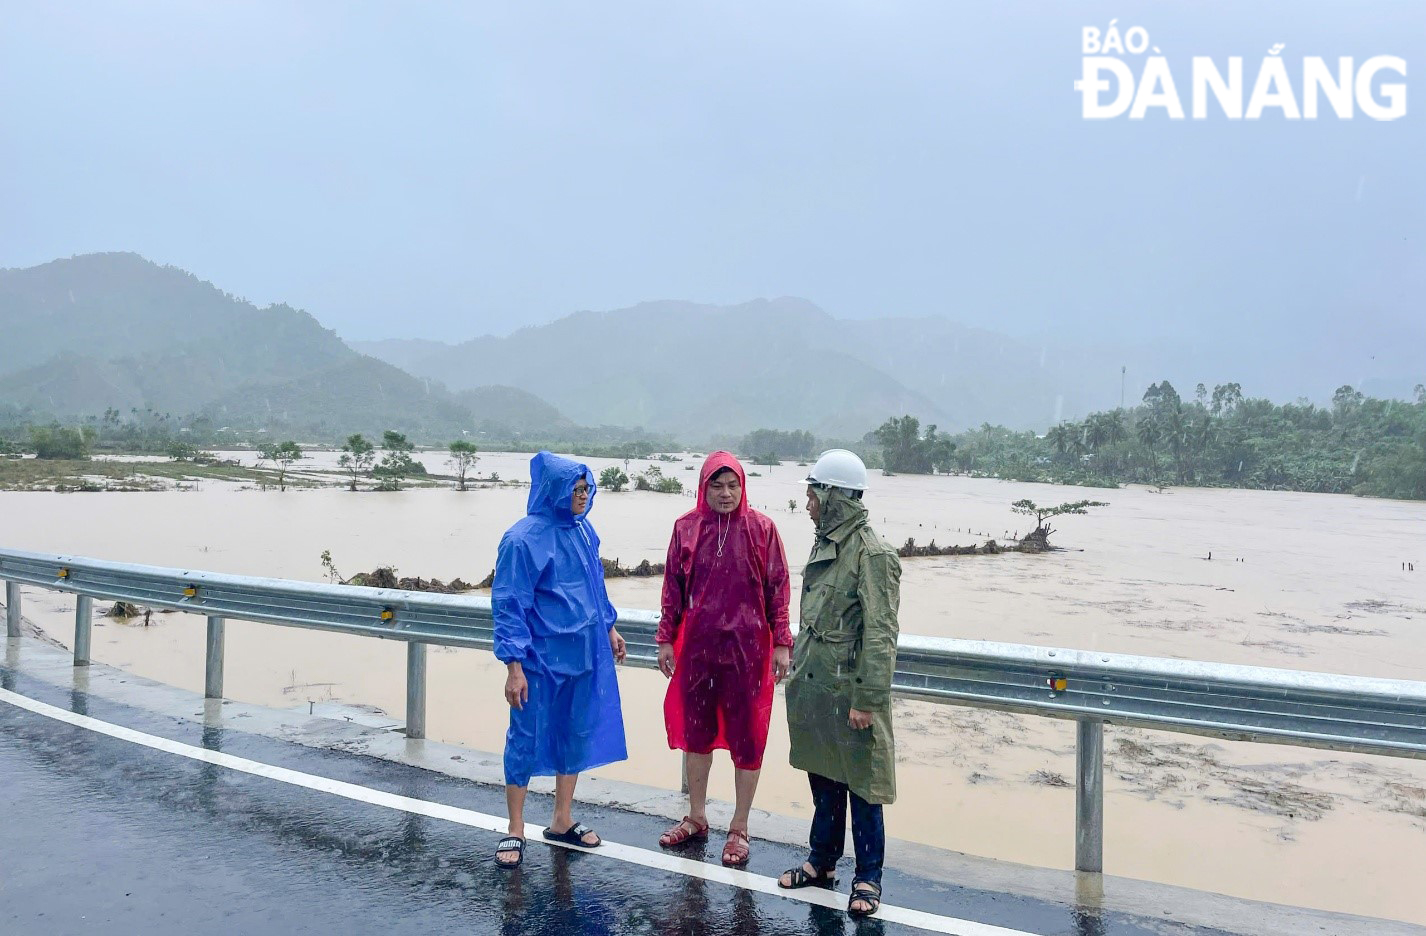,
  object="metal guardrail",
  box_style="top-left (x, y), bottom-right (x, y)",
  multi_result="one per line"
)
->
top-left (4, 546), bottom-right (1425, 874)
